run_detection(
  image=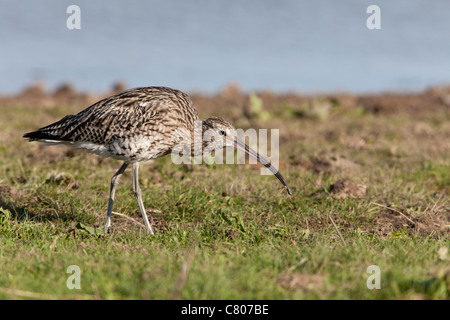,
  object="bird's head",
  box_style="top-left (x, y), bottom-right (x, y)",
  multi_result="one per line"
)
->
top-left (202, 117), bottom-right (237, 149)
top-left (201, 117), bottom-right (292, 195)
